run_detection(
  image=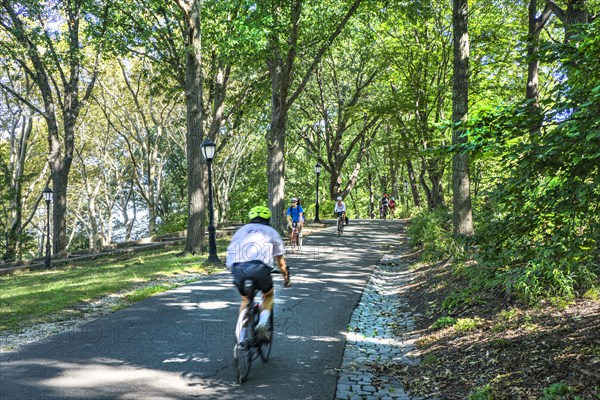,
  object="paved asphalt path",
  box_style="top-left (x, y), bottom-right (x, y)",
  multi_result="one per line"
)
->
top-left (1, 219), bottom-right (402, 400)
